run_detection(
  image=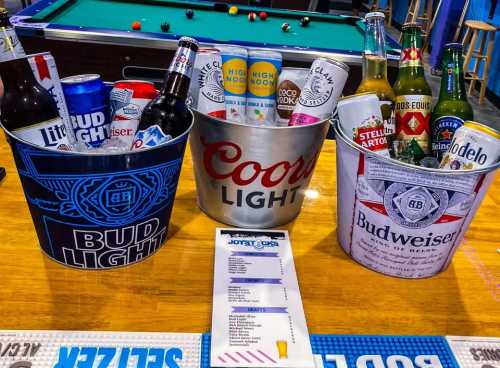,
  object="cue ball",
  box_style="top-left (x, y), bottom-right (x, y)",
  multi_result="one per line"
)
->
top-left (300, 16), bottom-right (310, 26)
top-left (186, 9), bottom-right (194, 19)
top-left (161, 22), bottom-right (170, 32)
top-left (131, 21), bottom-right (141, 30)
top-left (228, 6), bottom-right (238, 15)
top-left (259, 11), bottom-right (268, 20)
top-left (248, 12), bottom-right (257, 21)
top-left (281, 22), bottom-right (291, 32)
